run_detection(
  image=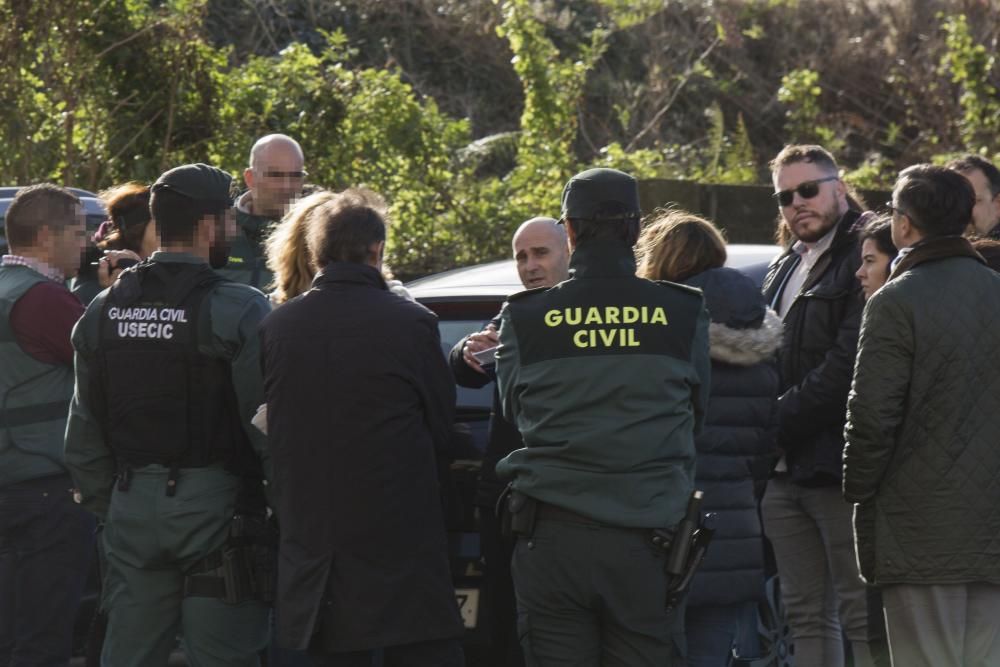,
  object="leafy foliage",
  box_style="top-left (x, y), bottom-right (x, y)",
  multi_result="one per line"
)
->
top-left (1, 0), bottom-right (999, 275)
